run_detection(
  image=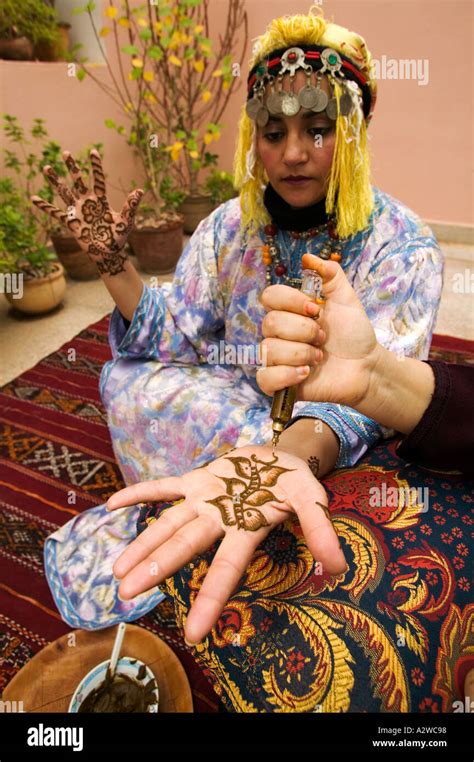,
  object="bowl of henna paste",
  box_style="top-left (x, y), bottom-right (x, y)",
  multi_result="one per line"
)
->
top-left (69, 656), bottom-right (159, 713)
top-left (3, 624), bottom-right (192, 712)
